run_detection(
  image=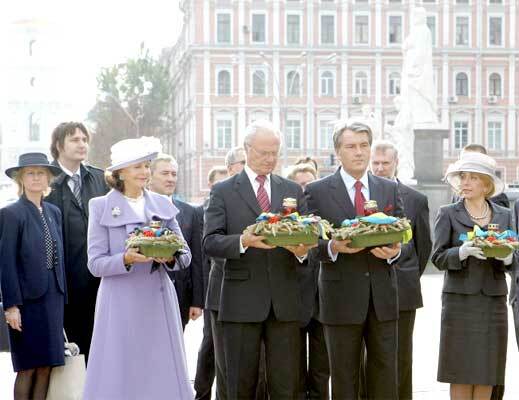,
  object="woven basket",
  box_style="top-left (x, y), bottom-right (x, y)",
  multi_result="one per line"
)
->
top-left (138, 243), bottom-right (183, 258)
top-left (263, 231), bottom-right (319, 247)
top-left (346, 231), bottom-right (406, 248)
top-left (481, 246), bottom-right (514, 259)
